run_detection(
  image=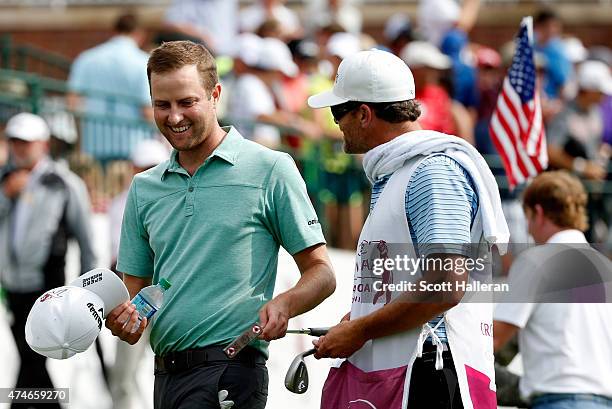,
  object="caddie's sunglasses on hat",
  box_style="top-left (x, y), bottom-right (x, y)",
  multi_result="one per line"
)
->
top-left (331, 101), bottom-right (363, 124)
